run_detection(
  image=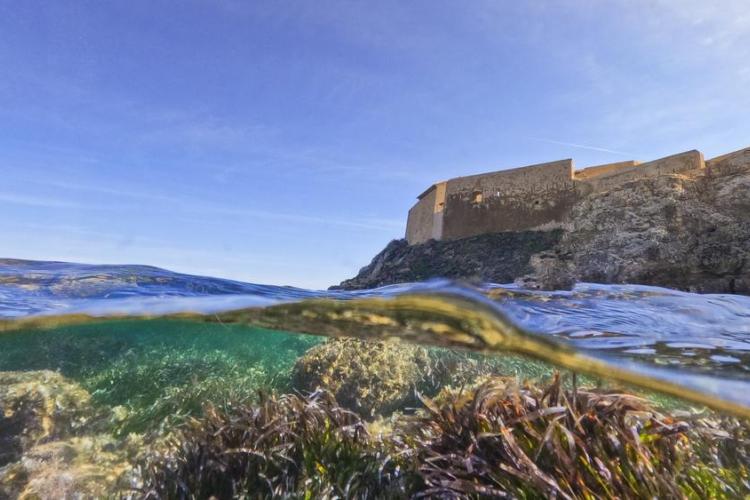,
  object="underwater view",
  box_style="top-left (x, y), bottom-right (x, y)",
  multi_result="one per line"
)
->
top-left (4, 2), bottom-right (750, 499)
top-left (2, 259), bottom-right (750, 498)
